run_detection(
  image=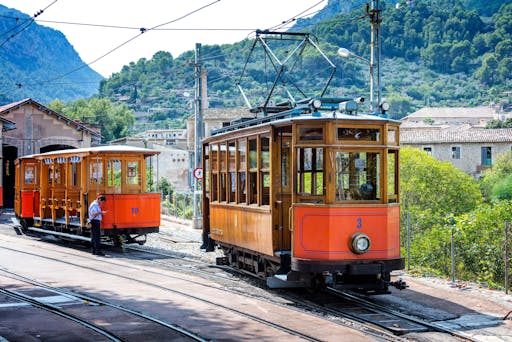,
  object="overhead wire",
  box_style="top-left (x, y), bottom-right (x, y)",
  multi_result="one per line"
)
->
top-left (17, 0), bottom-right (222, 89)
top-left (0, 0), bottom-right (58, 48)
